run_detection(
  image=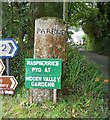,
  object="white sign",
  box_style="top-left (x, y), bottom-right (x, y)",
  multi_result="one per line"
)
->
top-left (0, 38), bottom-right (18, 58)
